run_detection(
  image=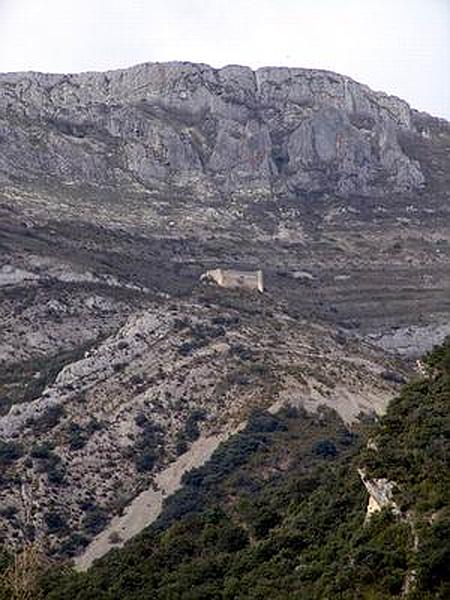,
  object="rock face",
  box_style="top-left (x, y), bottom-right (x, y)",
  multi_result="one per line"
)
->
top-left (0, 61), bottom-right (449, 560)
top-left (0, 62), bottom-right (424, 197)
top-left (358, 468), bottom-right (400, 519)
